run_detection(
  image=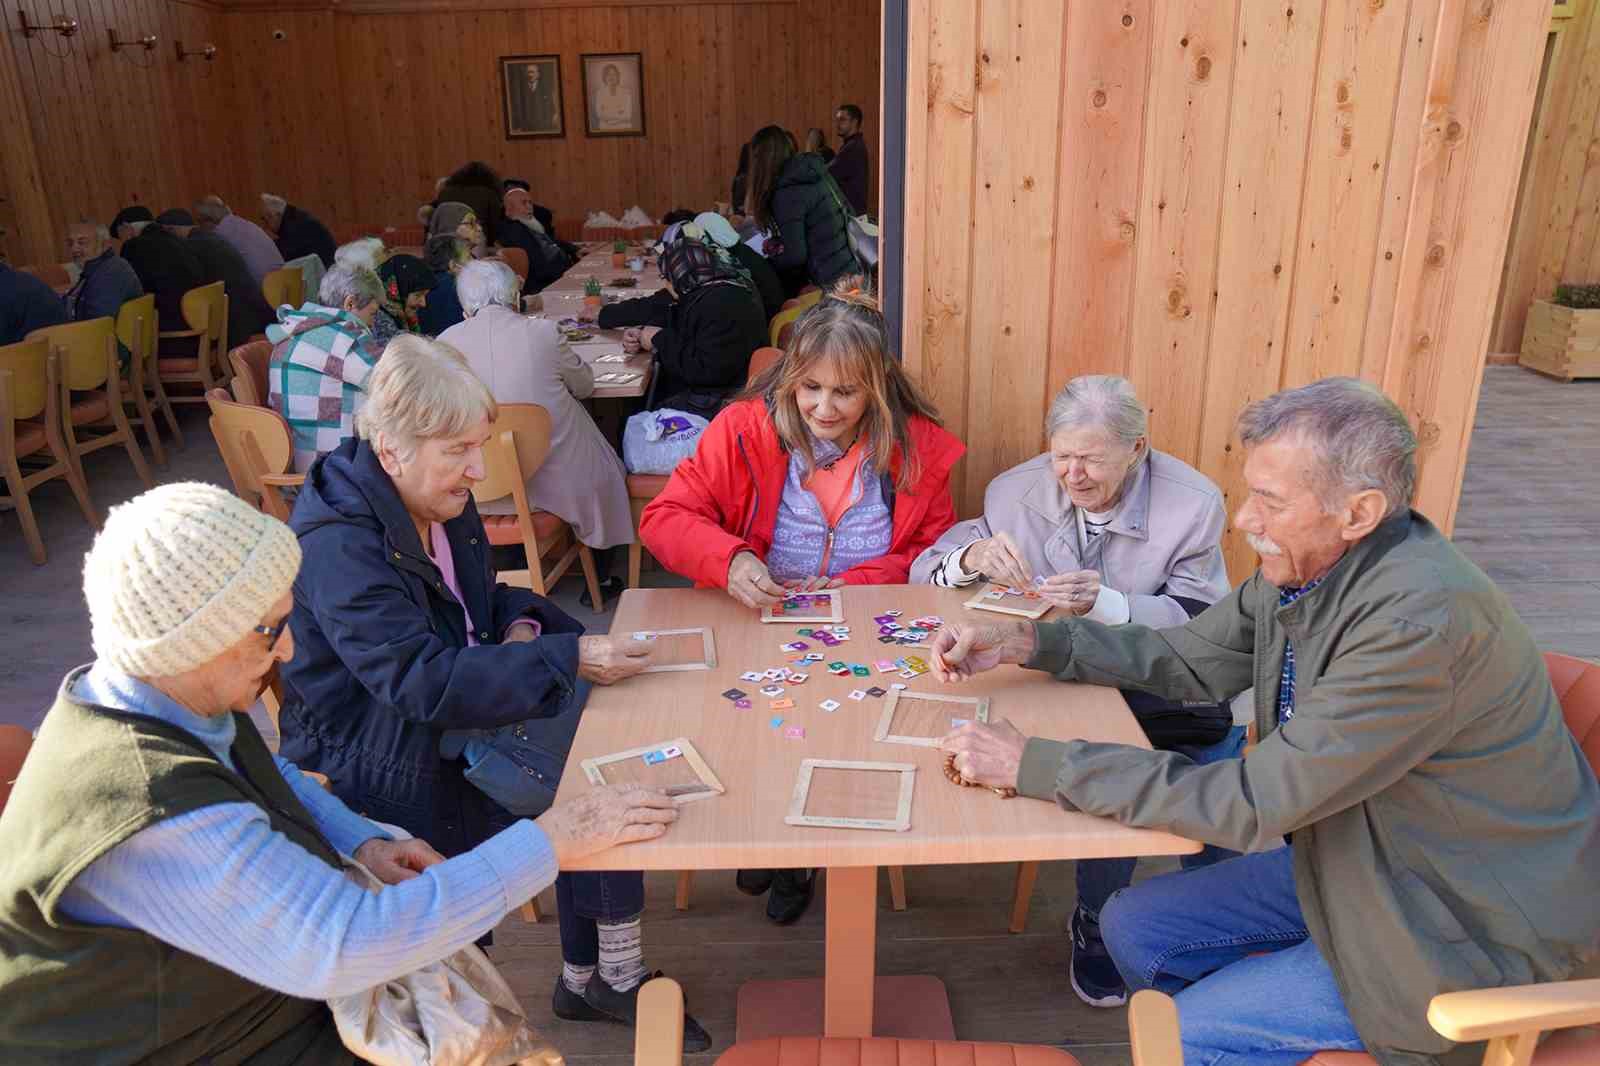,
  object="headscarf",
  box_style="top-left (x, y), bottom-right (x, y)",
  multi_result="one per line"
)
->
top-left (693, 212), bottom-right (741, 250)
top-left (377, 254), bottom-right (434, 332)
top-left (428, 201), bottom-right (479, 241)
top-left (659, 237), bottom-right (748, 298)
